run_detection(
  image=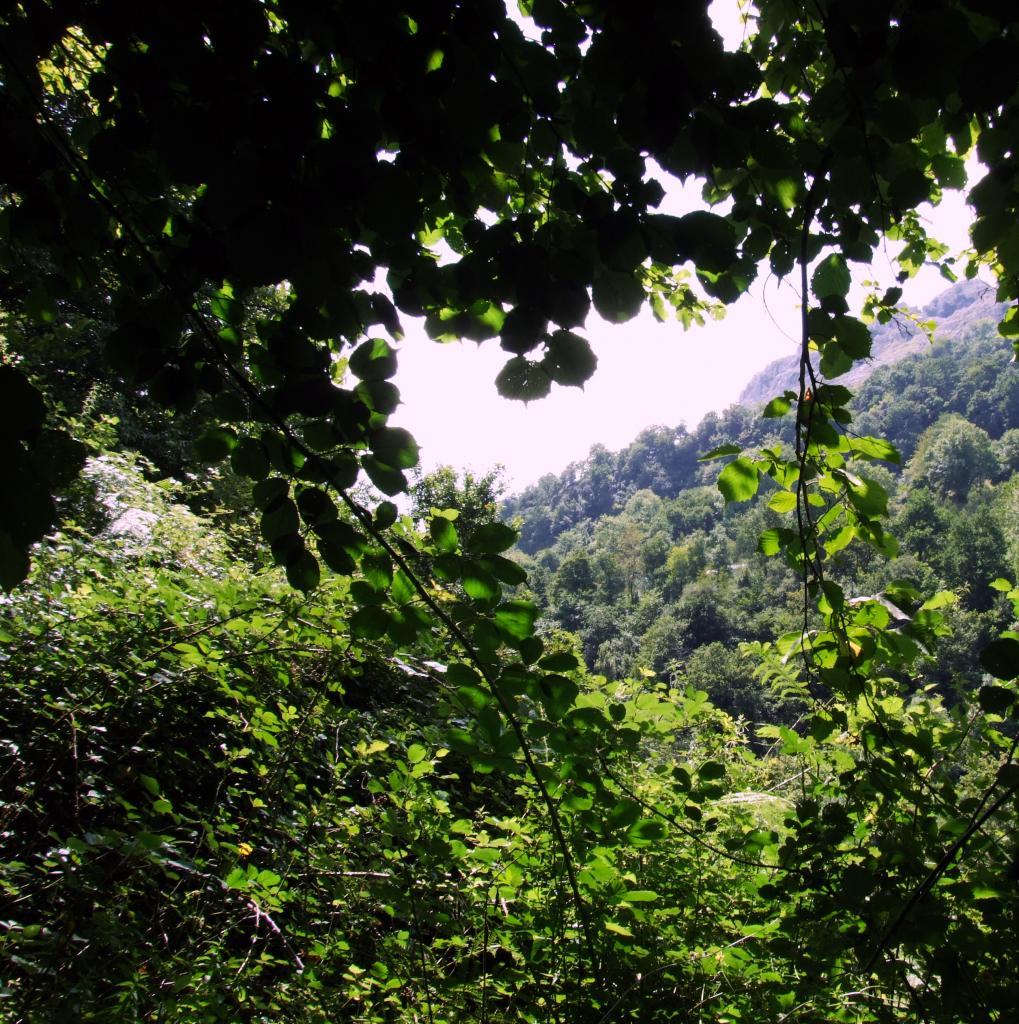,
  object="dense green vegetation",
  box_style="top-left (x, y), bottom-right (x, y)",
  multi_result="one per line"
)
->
top-left (512, 283), bottom-right (1019, 707)
top-left (3, 1), bottom-right (1019, 1021)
